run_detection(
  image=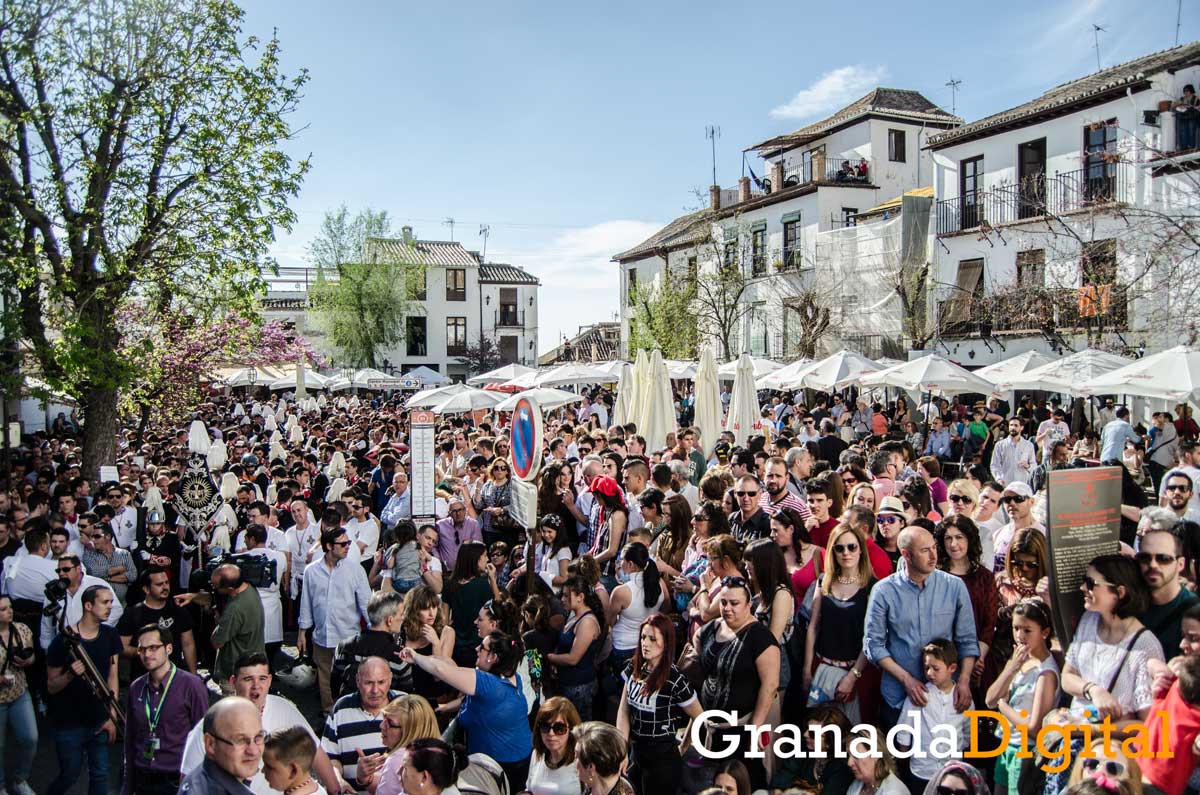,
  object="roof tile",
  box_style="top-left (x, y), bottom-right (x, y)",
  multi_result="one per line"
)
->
top-left (479, 264), bottom-right (540, 285)
top-left (365, 236), bottom-right (480, 268)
